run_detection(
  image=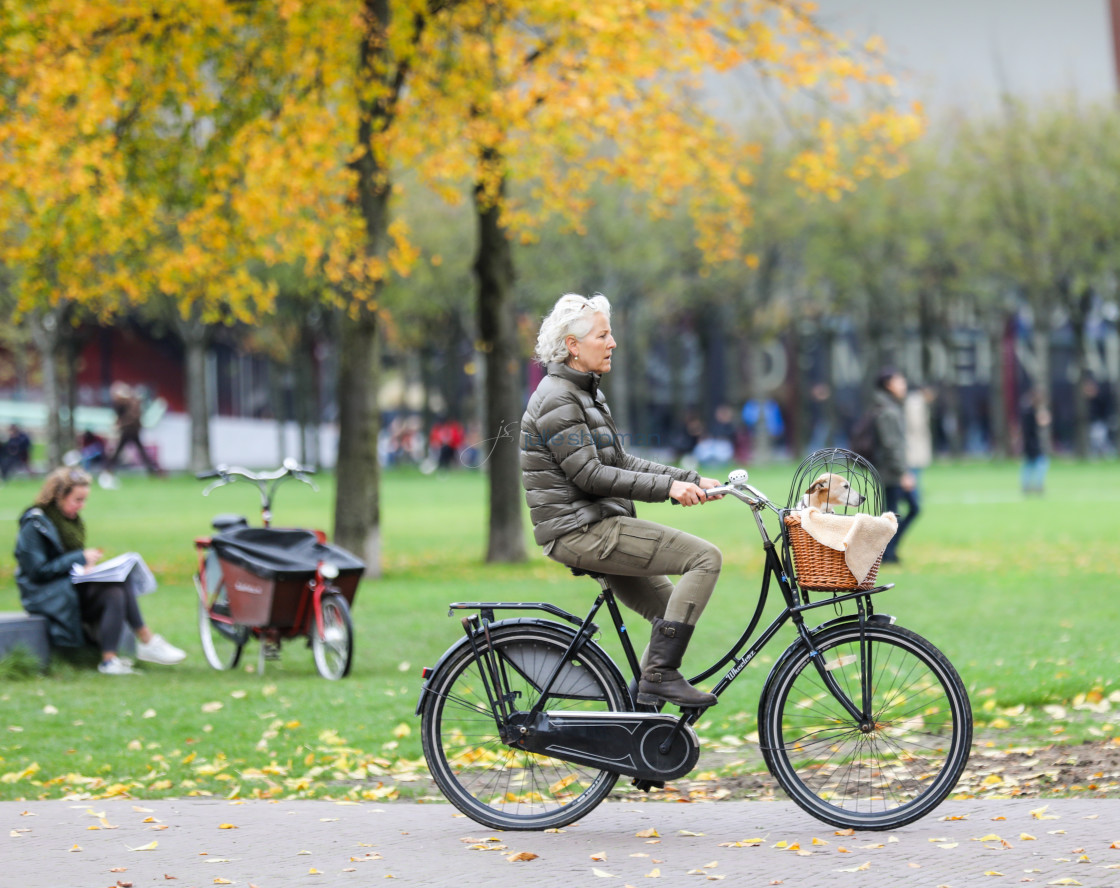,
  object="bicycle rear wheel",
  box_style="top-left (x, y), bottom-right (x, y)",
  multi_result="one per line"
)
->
top-left (311, 593), bottom-right (353, 680)
top-left (760, 622), bottom-right (971, 829)
top-left (420, 622), bottom-right (627, 831)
